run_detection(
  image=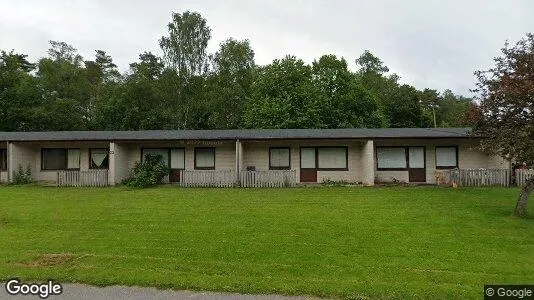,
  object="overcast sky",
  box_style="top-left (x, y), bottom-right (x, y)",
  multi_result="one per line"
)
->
top-left (1, 0), bottom-right (533, 95)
